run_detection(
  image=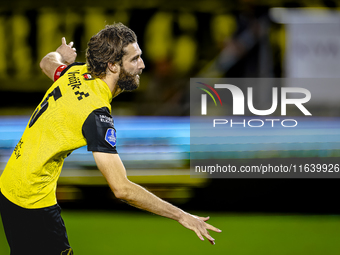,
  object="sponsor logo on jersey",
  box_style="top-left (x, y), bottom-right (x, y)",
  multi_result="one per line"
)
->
top-left (68, 71), bottom-right (82, 90)
top-left (105, 128), bottom-right (116, 147)
top-left (99, 115), bottom-right (114, 126)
